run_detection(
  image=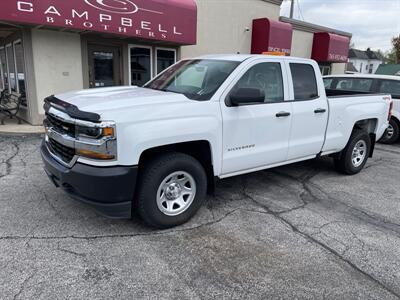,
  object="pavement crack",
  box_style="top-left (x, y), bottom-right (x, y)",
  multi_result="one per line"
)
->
top-left (0, 142), bottom-right (20, 179)
top-left (0, 208), bottom-right (242, 242)
top-left (239, 179), bottom-right (400, 299)
top-left (13, 271), bottom-right (35, 300)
